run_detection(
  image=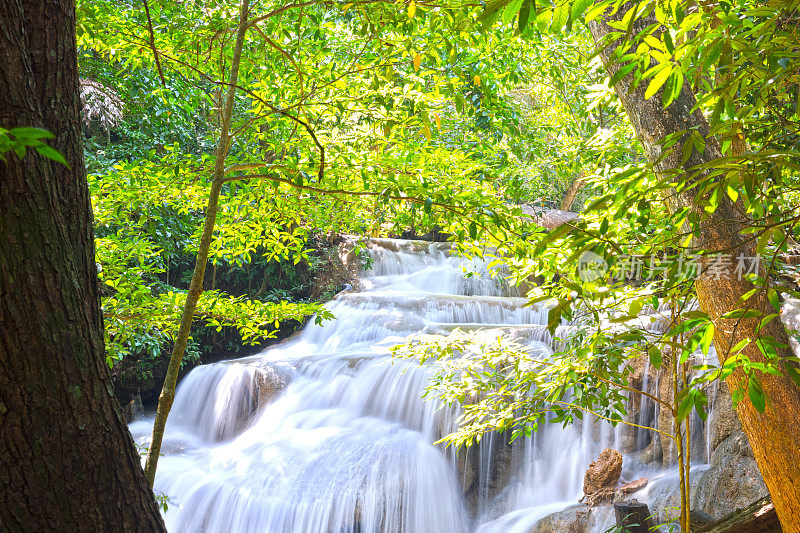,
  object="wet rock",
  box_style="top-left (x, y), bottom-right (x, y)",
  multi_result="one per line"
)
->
top-left (641, 439), bottom-right (662, 465)
top-left (456, 433), bottom-right (520, 518)
top-left (614, 501), bottom-right (656, 532)
top-left (694, 495), bottom-right (780, 533)
top-left (616, 478), bottom-right (648, 499)
top-left (529, 504), bottom-right (592, 533)
top-left (254, 363), bottom-right (292, 408)
top-left (123, 392), bottom-right (144, 422)
top-left (646, 431), bottom-right (768, 525)
top-left (520, 205), bottom-right (580, 230)
top-left (582, 449), bottom-right (623, 506)
top-left (709, 381), bottom-right (741, 450)
top-left (700, 442), bottom-right (766, 517)
top-left (690, 509), bottom-right (715, 528)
